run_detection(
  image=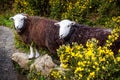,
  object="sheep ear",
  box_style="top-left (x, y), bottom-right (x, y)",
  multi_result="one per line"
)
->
top-left (71, 21), bottom-right (76, 25)
top-left (24, 16), bottom-right (27, 19)
top-left (22, 13), bottom-right (28, 18)
top-left (21, 13), bottom-right (28, 19)
top-left (54, 22), bottom-right (60, 26)
top-left (22, 13), bottom-right (28, 16)
top-left (9, 17), bottom-right (14, 20)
